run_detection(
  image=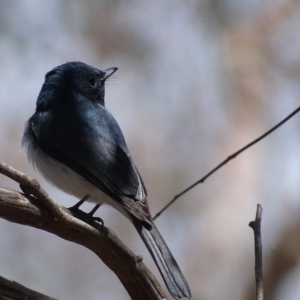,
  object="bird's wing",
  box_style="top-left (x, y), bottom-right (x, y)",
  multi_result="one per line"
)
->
top-left (30, 106), bottom-right (152, 225)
